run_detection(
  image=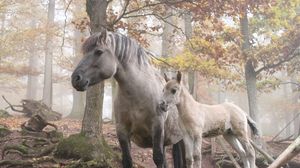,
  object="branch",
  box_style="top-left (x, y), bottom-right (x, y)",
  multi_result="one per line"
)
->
top-left (2, 95), bottom-right (24, 113)
top-left (217, 137), bottom-right (242, 168)
top-left (111, 0), bottom-right (130, 26)
top-left (250, 140), bottom-right (275, 164)
top-left (268, 136), bottom-right (300, 168)
top-left (60, 0), bottom-right (73, 56)
top-left (255, 32), bottom-right (300, 75)
top-left (256, 51), bottom-right (300, 75)
top-left (153, 13), bottom-right (195, 49)
top-left (280, 82), bottom-right (300, 88)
